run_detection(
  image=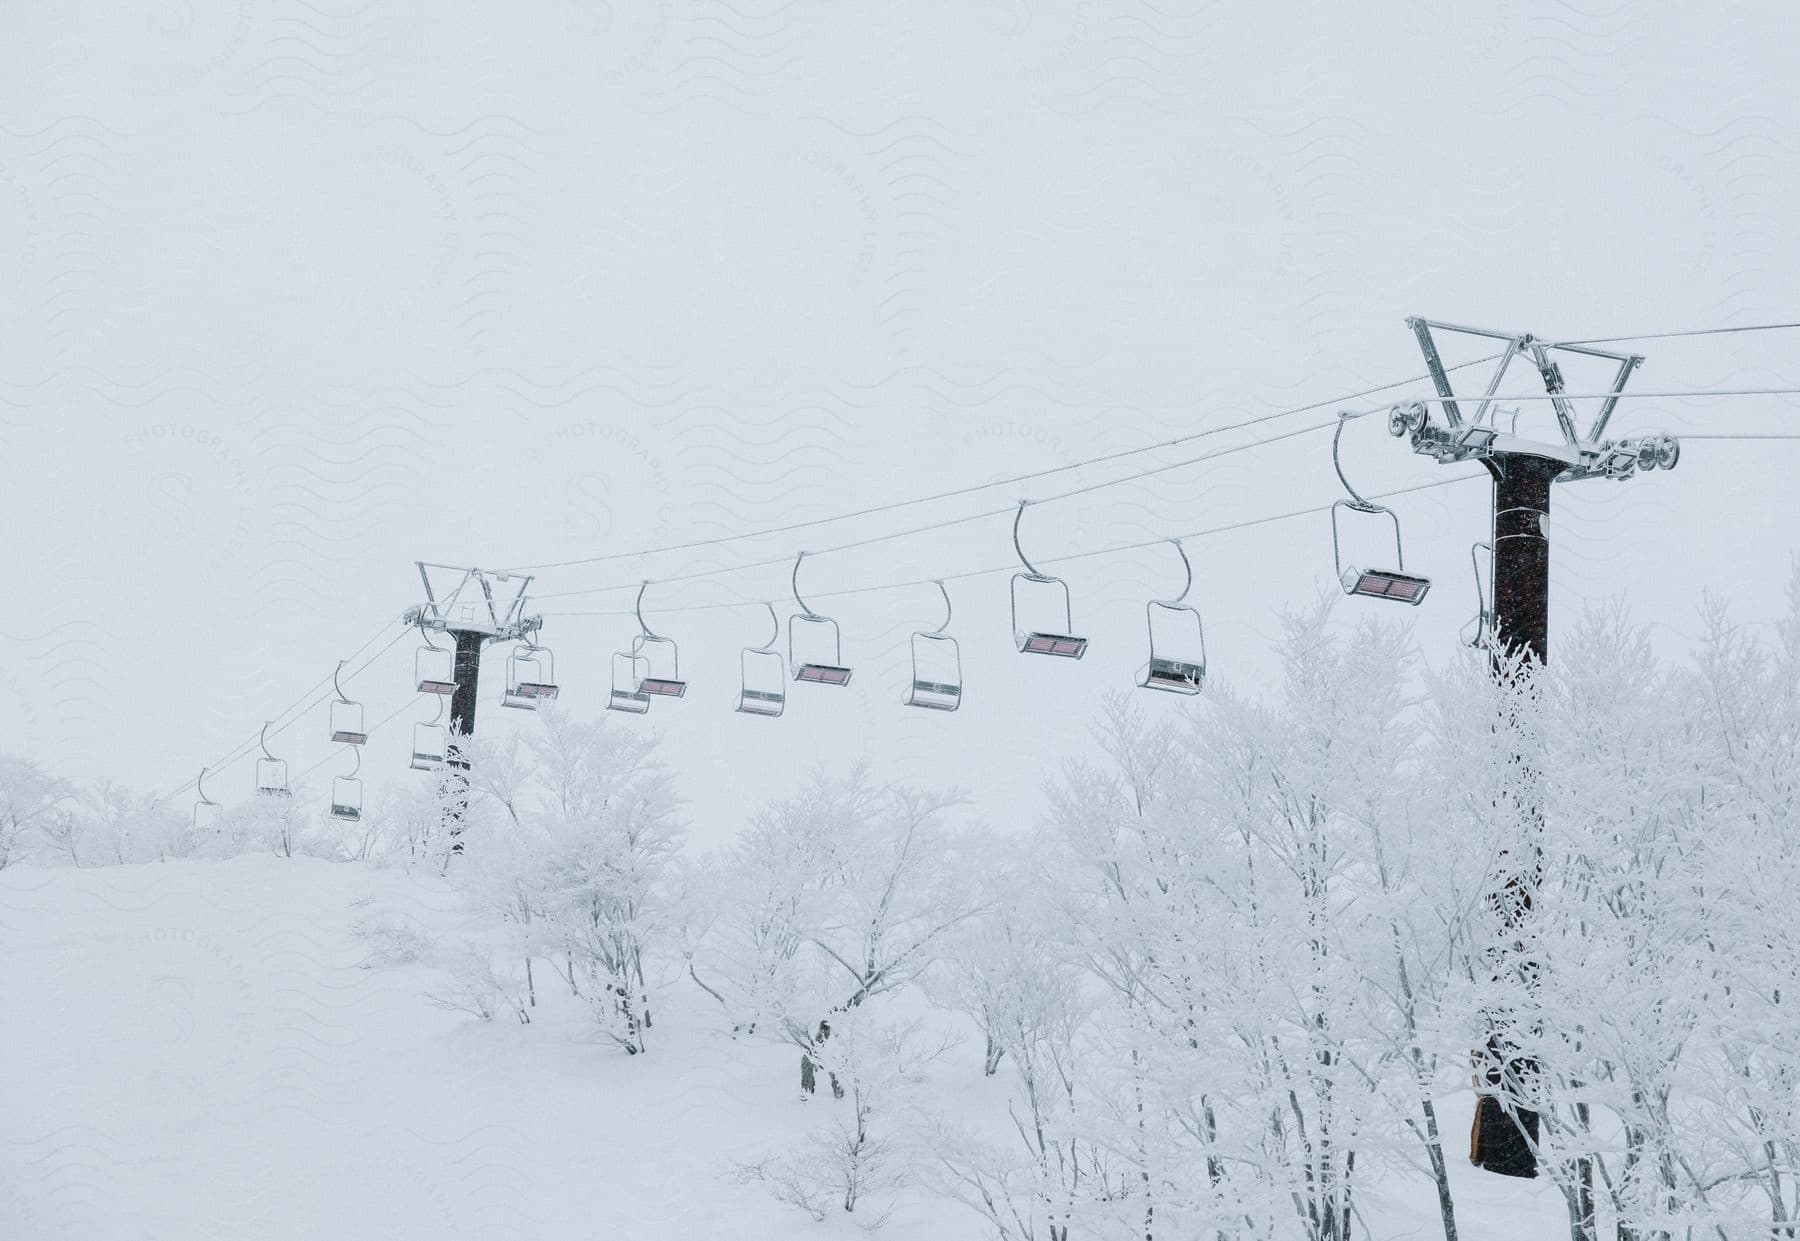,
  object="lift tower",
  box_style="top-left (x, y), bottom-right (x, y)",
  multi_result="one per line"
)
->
top-left (403, 563), bottom-right (540, 846)
top-left (1391, 319), bottom-right (1679, 1181)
